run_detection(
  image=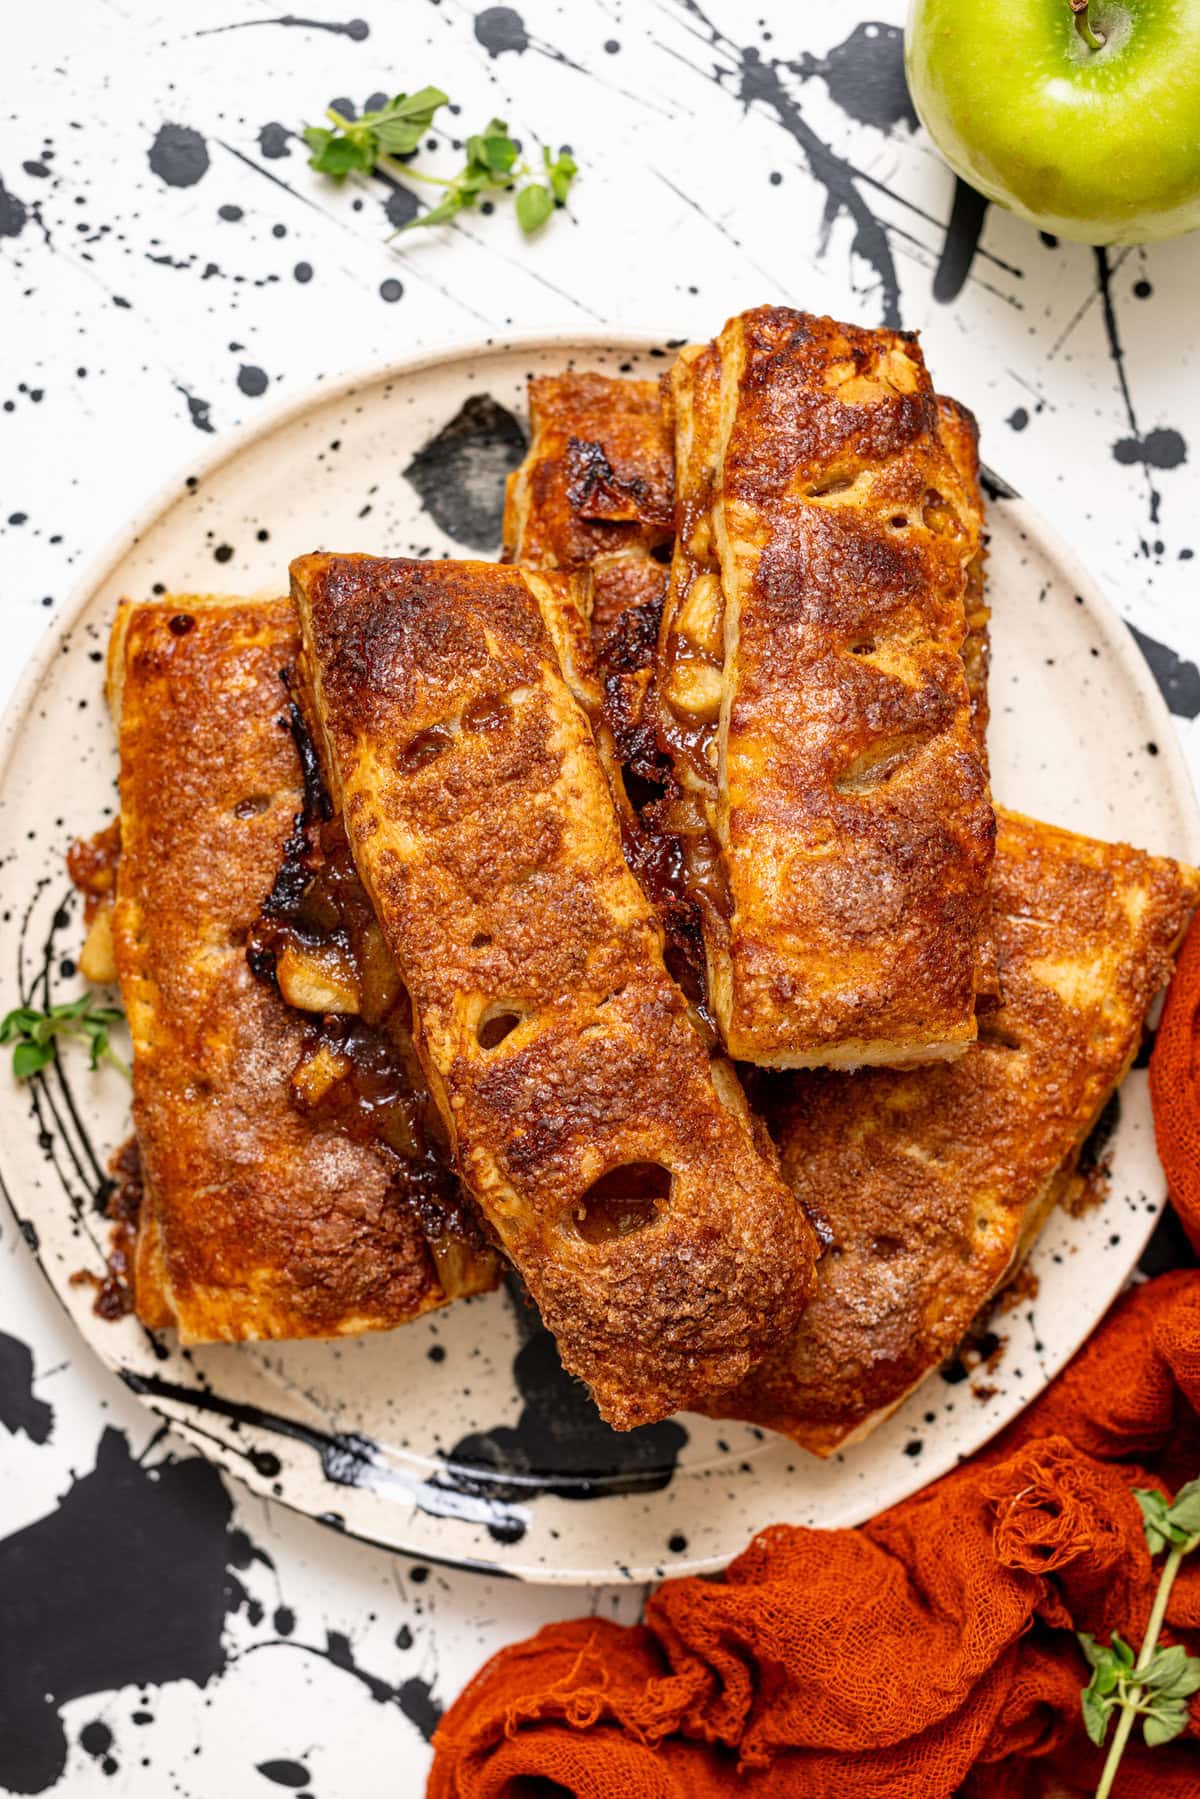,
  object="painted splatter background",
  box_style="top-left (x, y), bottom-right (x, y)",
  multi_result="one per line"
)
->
top-left (1, 0), bottom-right (1198, 1791)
